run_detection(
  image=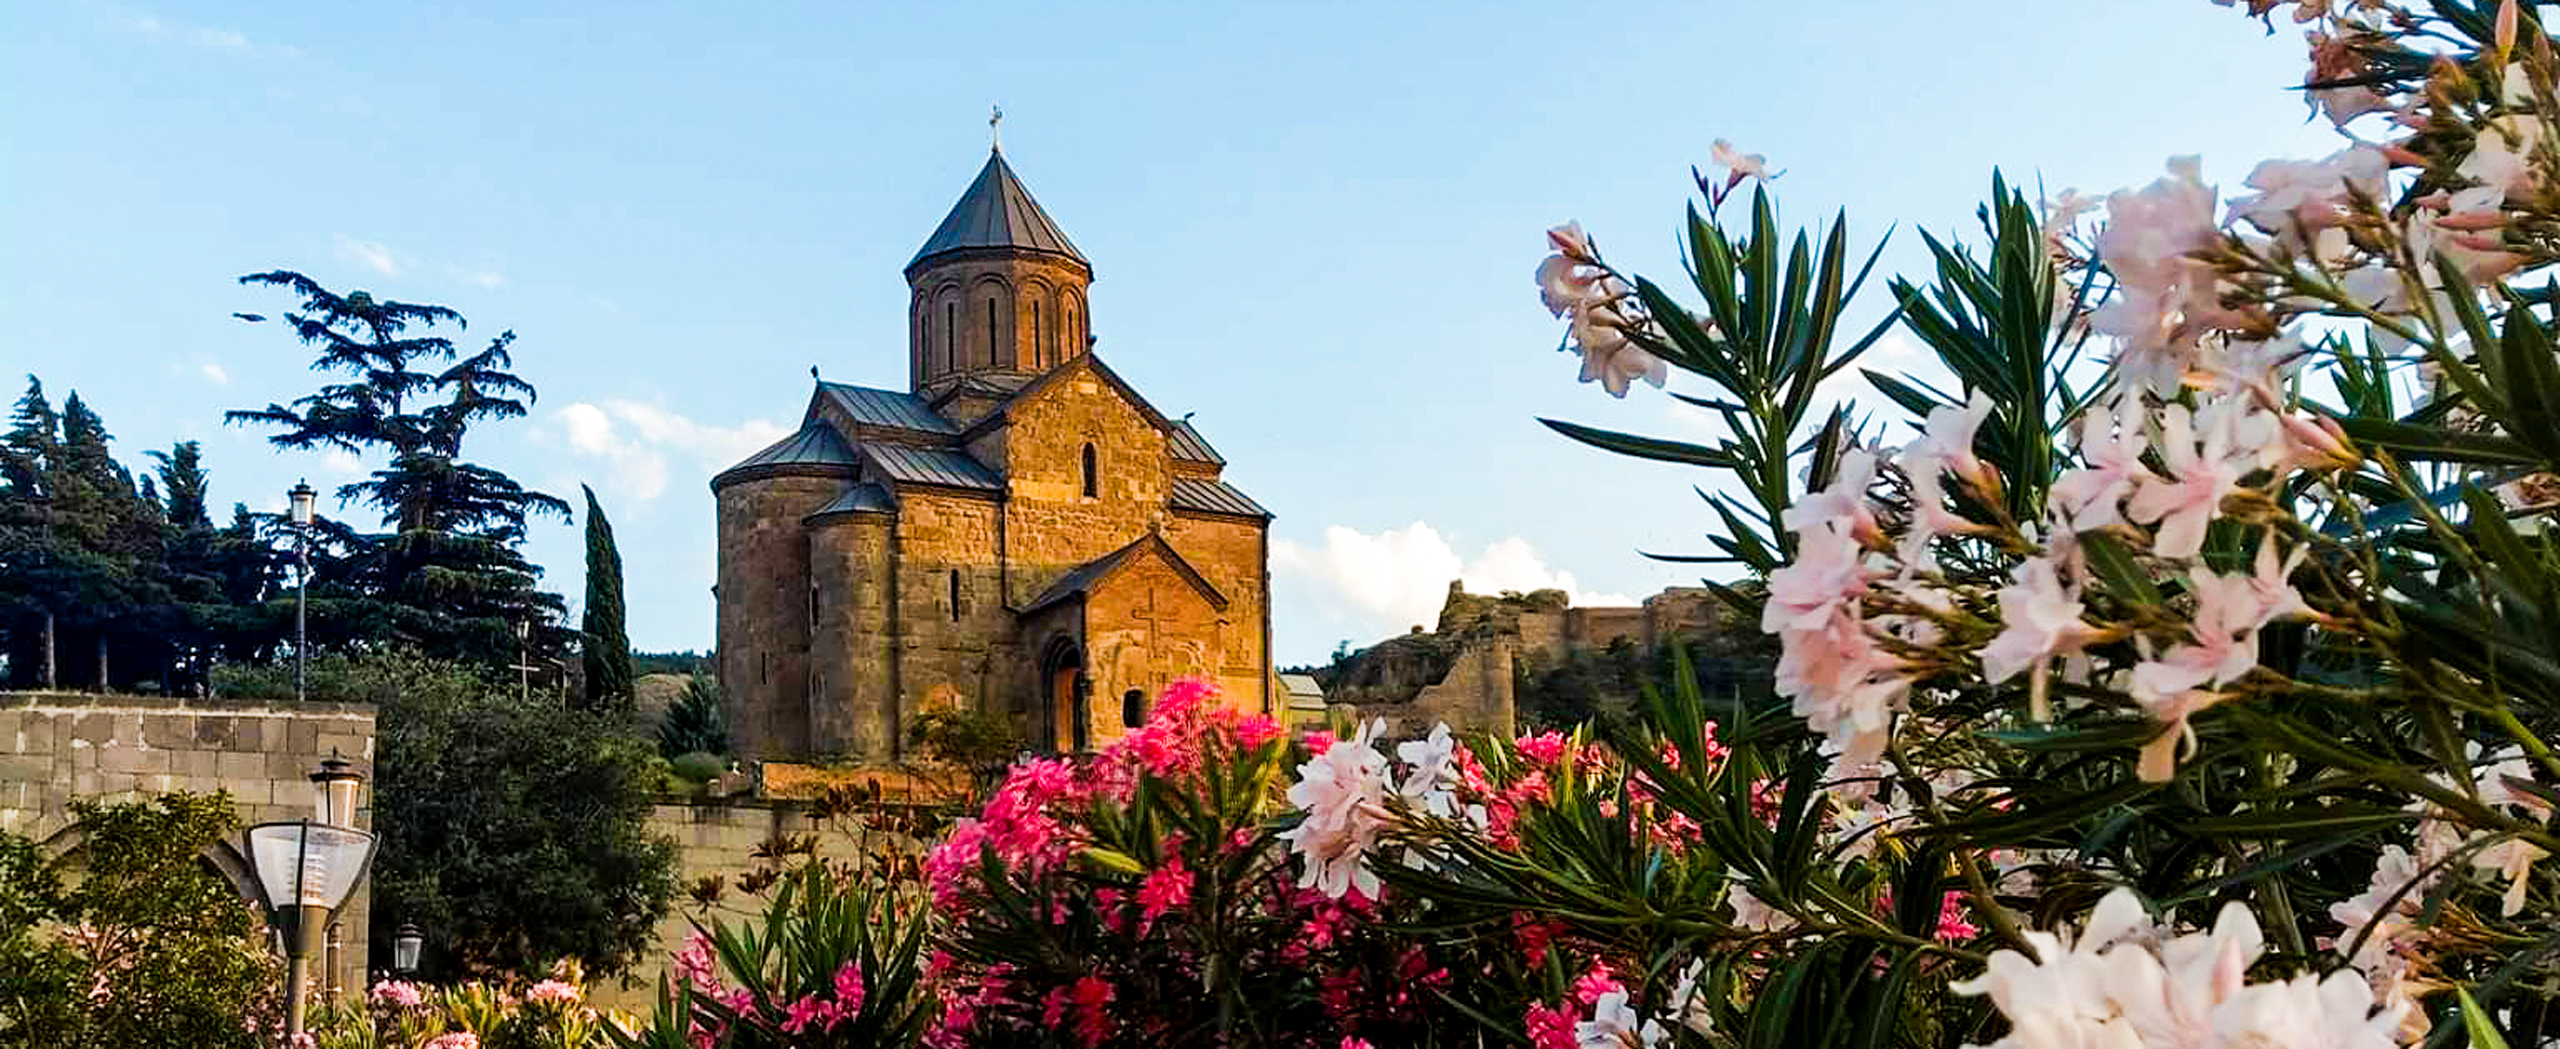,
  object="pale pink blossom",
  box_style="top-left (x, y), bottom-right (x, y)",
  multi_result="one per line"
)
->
top-left (2095, 157), bottom-right (2224, 393)
top-left (1575, 989), bottom-right (1668, 1049)
top-left (2475, 837), bottom-right (2549, 917)
top-left (1710, 138), bottom-right (1772, 188)
top-left (1281, 719), bottom-right (1393, 898)
top-left (2458, 114), bottom-right (2548, 202)
top-left (369, 979), bottom-right (425, 1008)
top-left (424, 1036), bottom-right (480, 1049)
top-left (2407, 186), bottom-right (2524, 284)
top-left (2228, 145), bottom-right (2388, 253)
top-left (1780, 447), bottom-right (1882, 547)
top-left (1725, 880), bottom-right (1791, 932)
top-left (526, 979), bottom-right (581, 1005)
top-left (2126, 403), bottom-right (2252, 559)
top-left (2329, 845), bottom-right (2426, 970)
top-left (2472, 743), bottom-right (2554, 818)
top-left (1980, 554), bottom-right (2103, 689)
top-left (2052, 402), bottom-right (2147, 533)
top-left (1396, 721), bottom-right (1462, 817)
top-left (1900, 390), bottom-right (1998, 507)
